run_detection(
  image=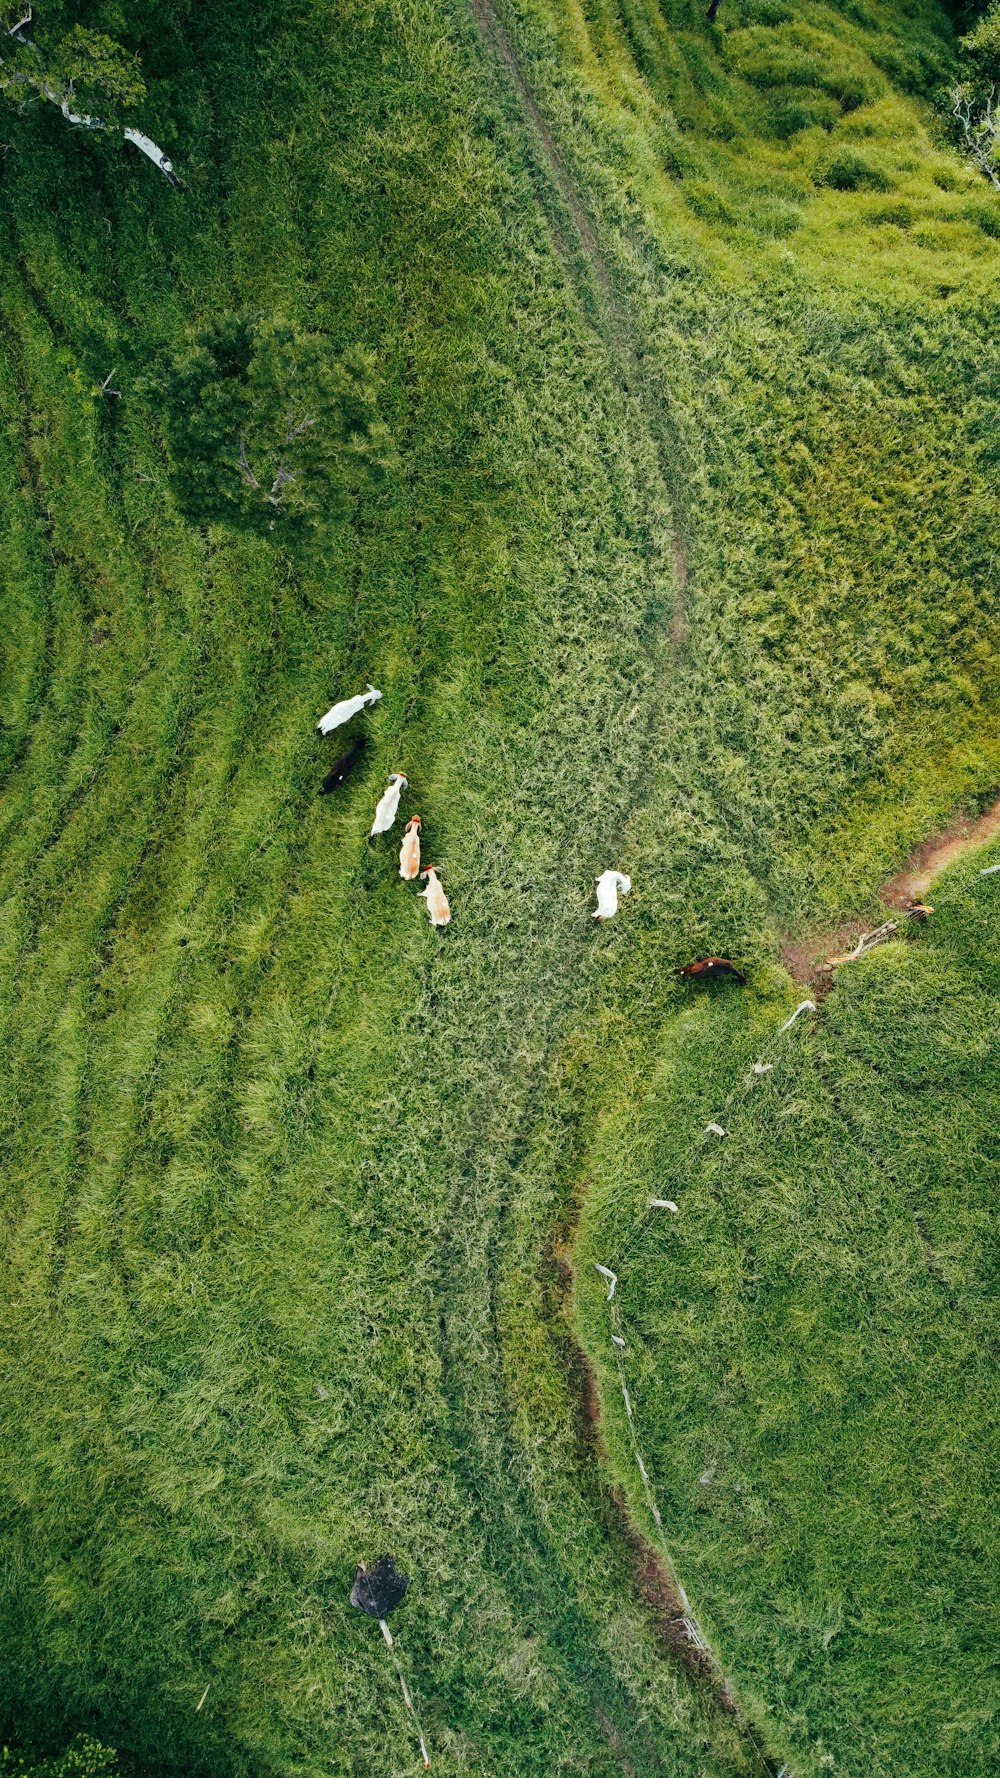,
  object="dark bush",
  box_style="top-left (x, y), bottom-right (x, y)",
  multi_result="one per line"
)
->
top-left (818, 148), bottom-right (894, 191)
